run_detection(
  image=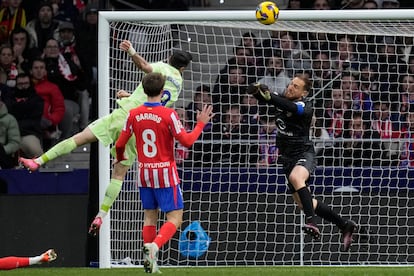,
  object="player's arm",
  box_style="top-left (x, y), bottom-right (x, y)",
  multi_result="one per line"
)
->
top-left (115, 113), bottom-right (134, 162)
top-left (173, 105), bottom-right (214, 148)
top-left (119, 40), bottom-right (153, 73)
top-left (116, 89), bottom-right (131, 99)
top-left (247, 83), bottom-right (302, 114)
